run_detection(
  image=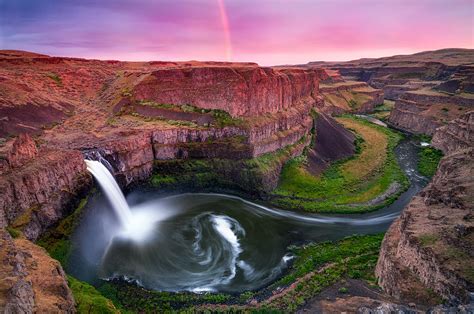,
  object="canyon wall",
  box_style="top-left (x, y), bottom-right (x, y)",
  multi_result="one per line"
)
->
top-left (305, 49), bottom-right (474, 137)
top-left (0, 51), bottom-right (333, 237)
top-left (0, 134), bottom-right (91, 241)
top-left (376, 111), bottom-right (474, 304)
top-left (388, 91), bottom-right (473, 135)
top-left (132, 66), bottom-right (326, 117)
